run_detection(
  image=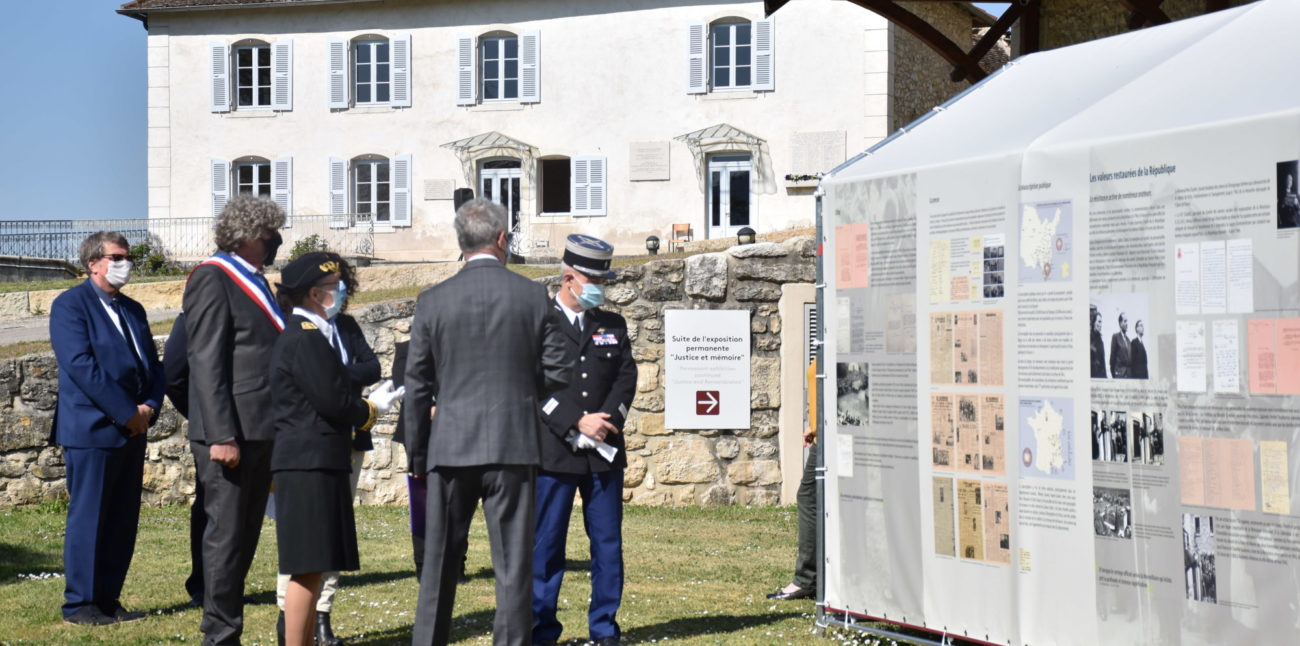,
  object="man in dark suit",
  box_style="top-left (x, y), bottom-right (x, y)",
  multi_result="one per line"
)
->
top-left (1130, 319), bottom-right (1149, 379)
top-left (162, 312), bottom-right (208, 608)
top-left (406, 198), bottom-right (570, 646)
top-left (1109, 313), bottom-right (1131, 379)
top-left (184, 195), bottom-right (286, 645)
top-left (532, 236), bottom-right (637, 646)
top-left (51, 231), bottom-right (166, 625)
